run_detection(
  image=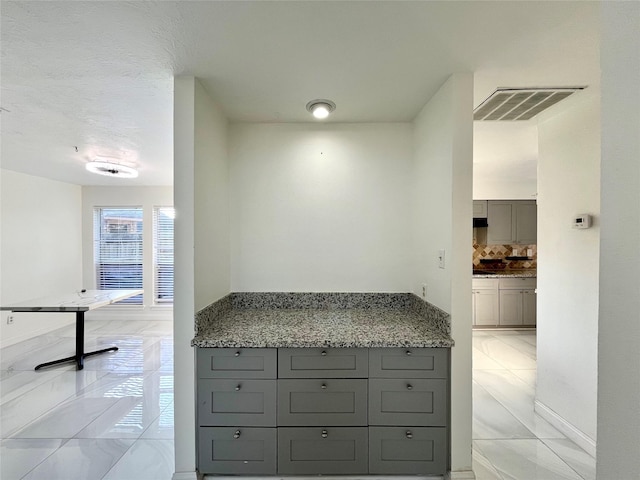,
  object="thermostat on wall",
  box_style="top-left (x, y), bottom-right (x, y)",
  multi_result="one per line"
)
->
top-left (573, 214), bottom-right (592, 229)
